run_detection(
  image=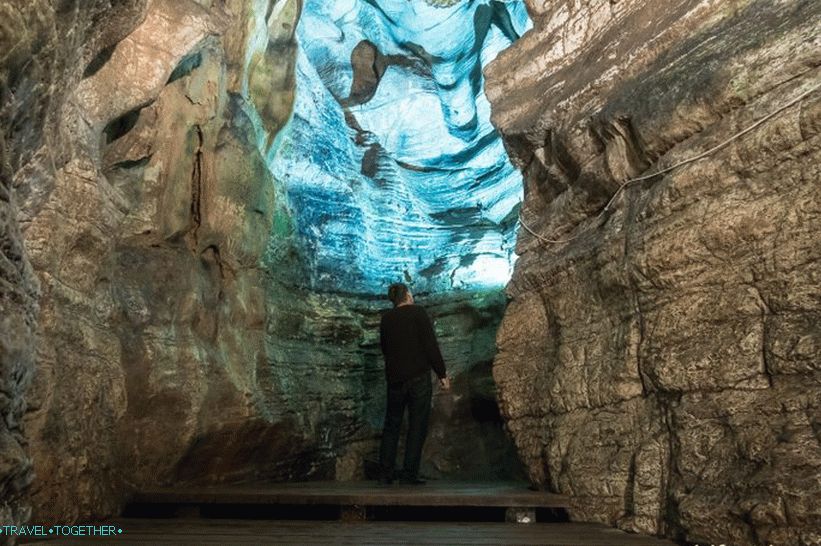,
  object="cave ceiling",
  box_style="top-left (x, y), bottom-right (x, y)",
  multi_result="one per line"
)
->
top-left (270, 0), bottom-right (532, 295)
